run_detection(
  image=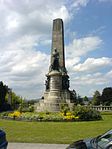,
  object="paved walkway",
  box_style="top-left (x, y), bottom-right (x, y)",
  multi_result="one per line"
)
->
top-left (8, 143), bottom-right (68, 149)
